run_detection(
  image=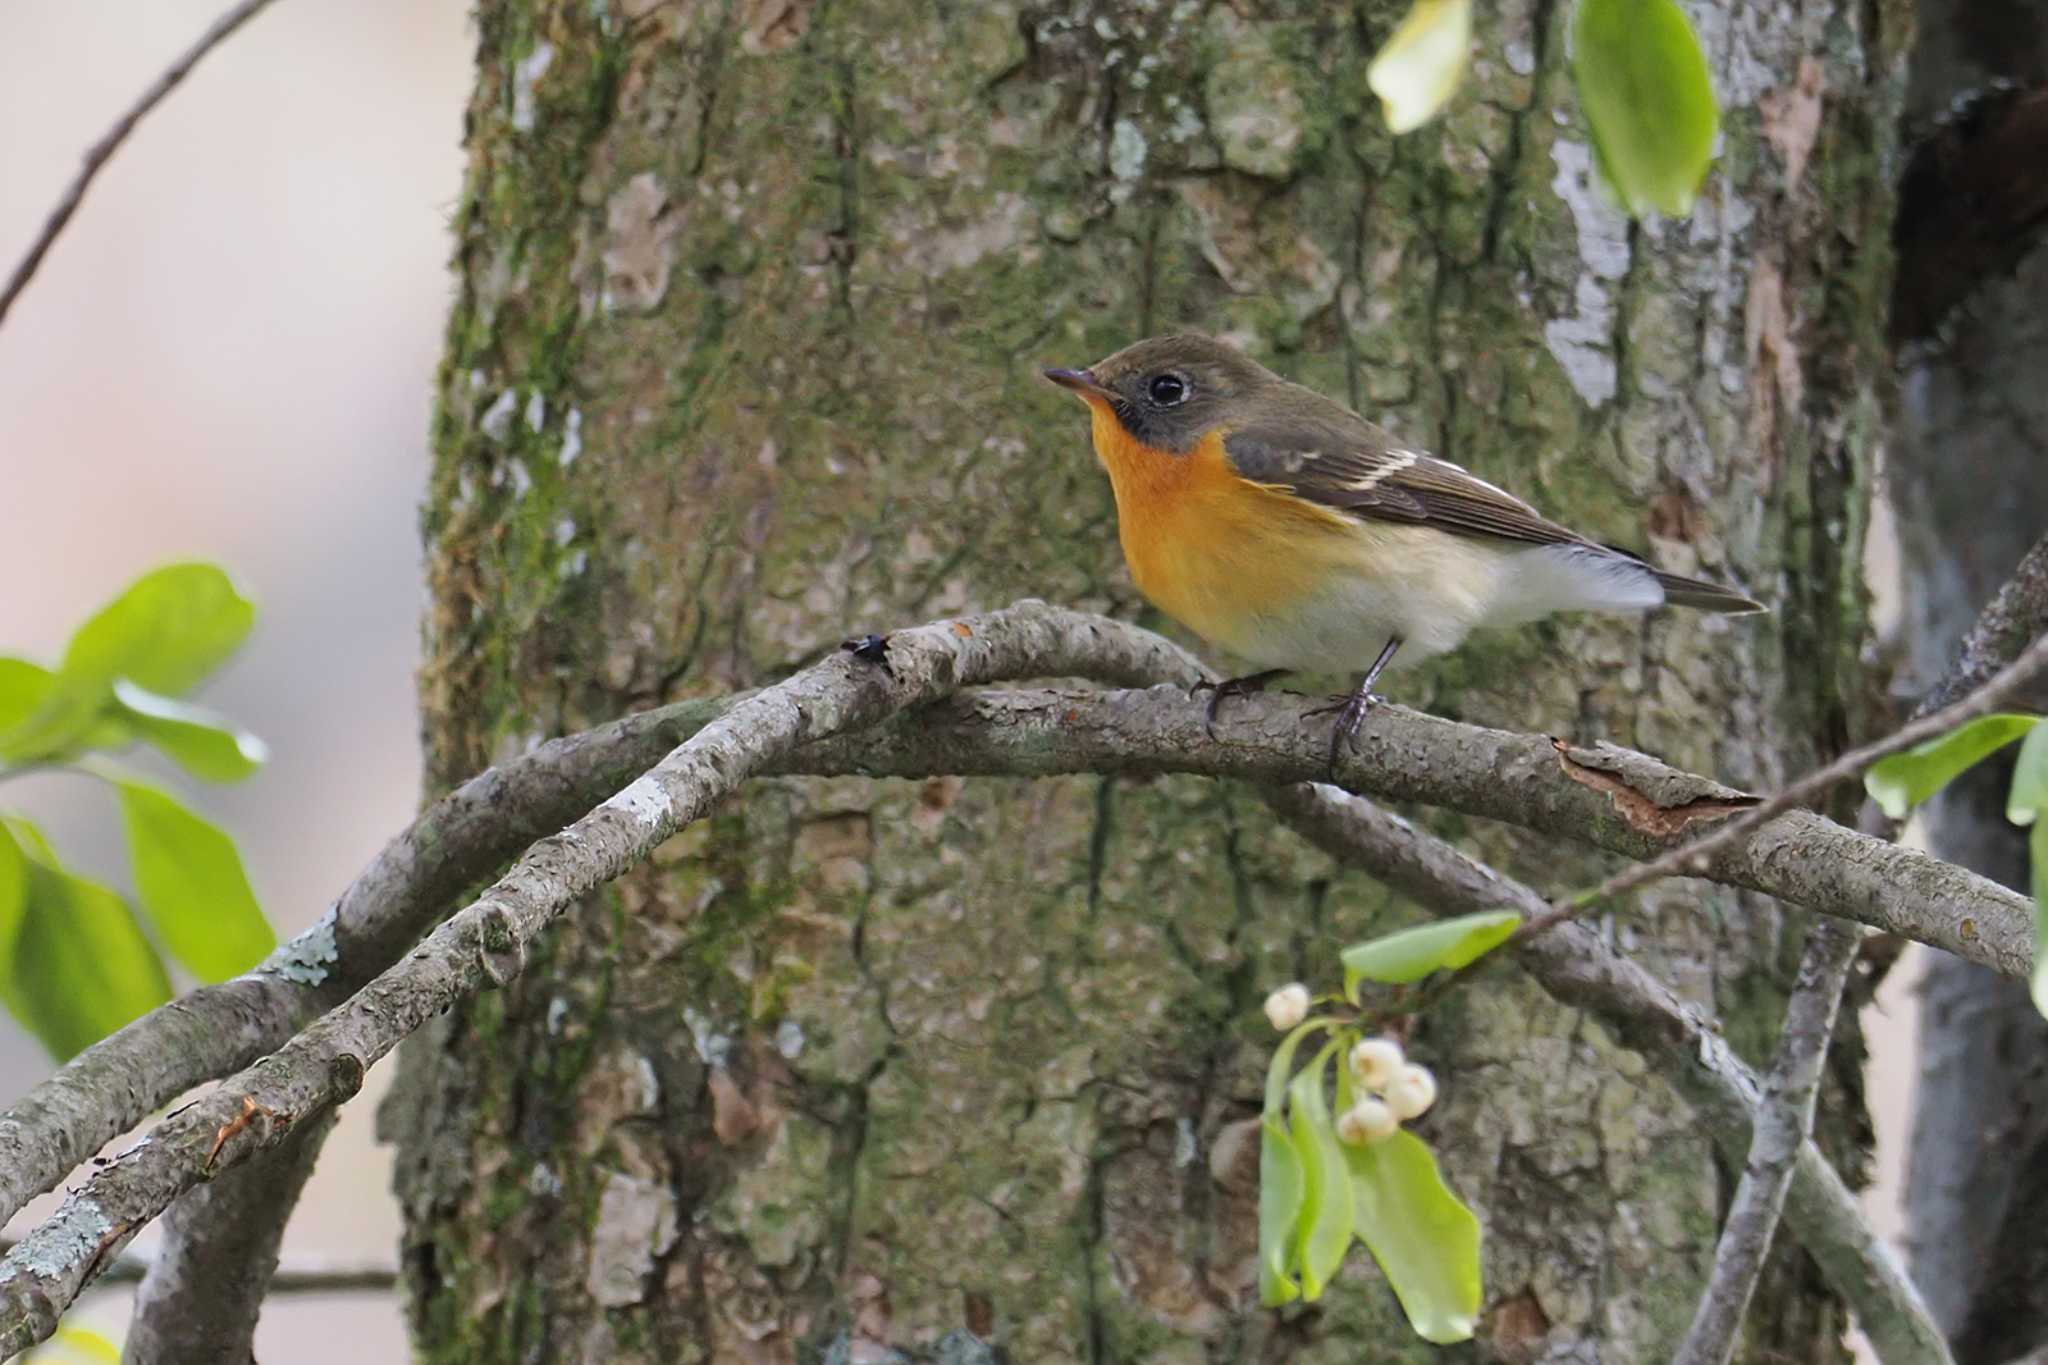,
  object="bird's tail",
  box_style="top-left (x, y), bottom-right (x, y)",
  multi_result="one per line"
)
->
top-left (1654, 569), bottom-right (1767, 614)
